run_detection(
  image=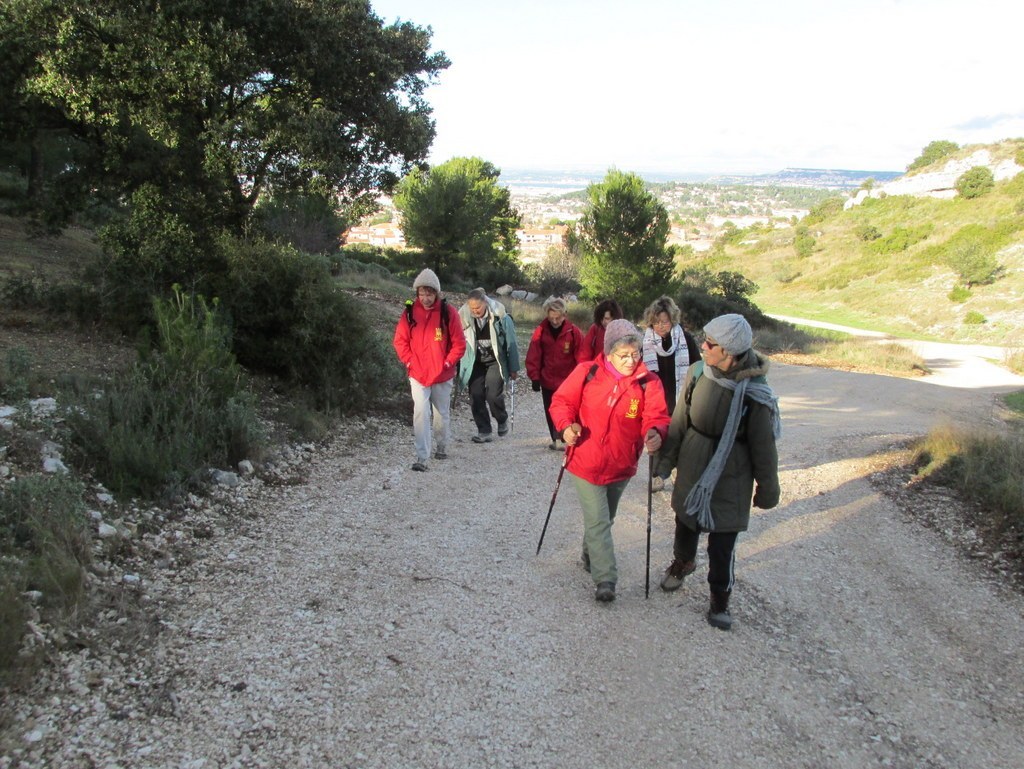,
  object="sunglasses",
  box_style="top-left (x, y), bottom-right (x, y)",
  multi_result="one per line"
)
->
top-left (703, 339), bottom-right (719, 350)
